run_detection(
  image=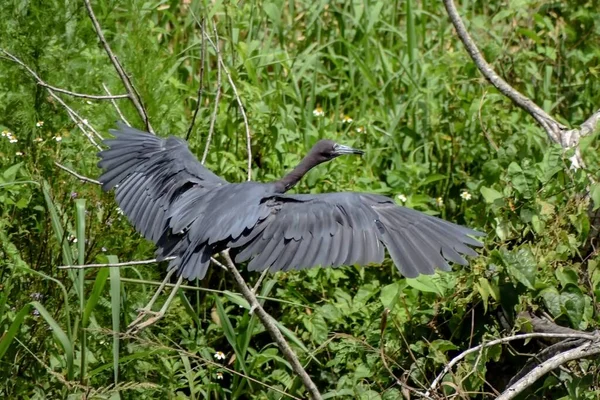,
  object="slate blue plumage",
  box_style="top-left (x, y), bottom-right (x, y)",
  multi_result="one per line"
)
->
top-left (98, 123), bottom-right (484, 281)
